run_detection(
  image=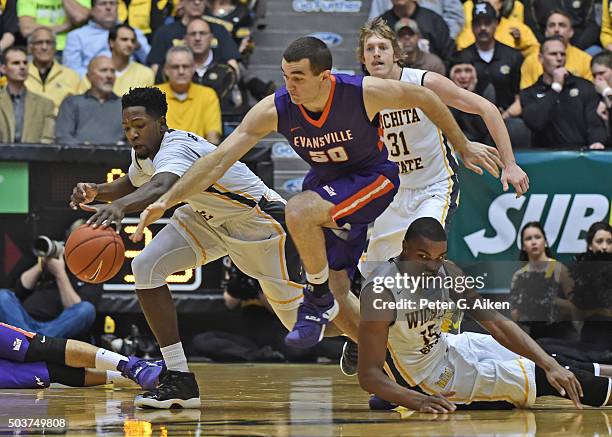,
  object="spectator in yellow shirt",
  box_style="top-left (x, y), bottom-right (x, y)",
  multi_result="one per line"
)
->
top-left (601, 0), bottom-right (612, 51)
top-left (79, 24), bottom-right (155, 97)
top-left (521, 10), bottom-right (593, 89)
top-left (456, 0), bottom-right (539, 58)
top-left (156, 46), bottom-right (222, 143)
top-left (25, 27), bottom-right (81, 114)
